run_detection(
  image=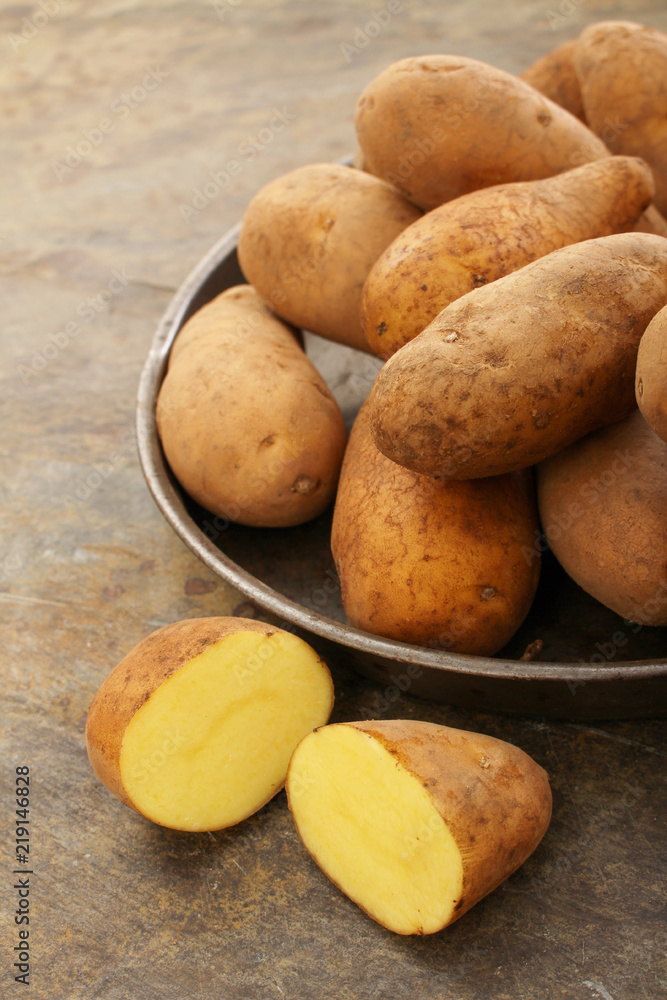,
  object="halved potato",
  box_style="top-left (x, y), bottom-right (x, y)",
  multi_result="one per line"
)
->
top-left (86, 617), bottom-right (334, 831)
top-left (287, 720), bottom-right (552, 935)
